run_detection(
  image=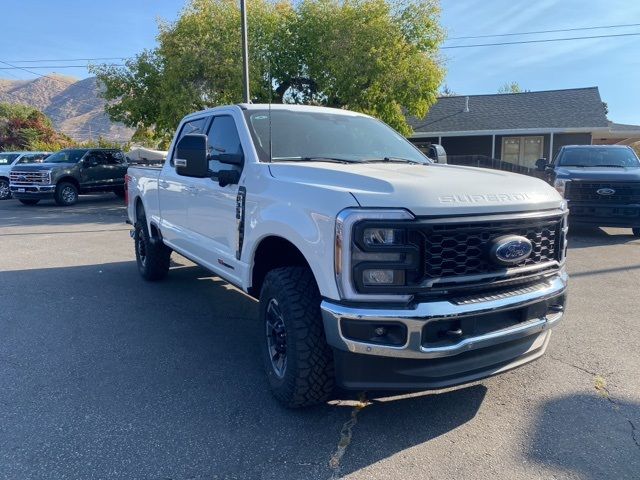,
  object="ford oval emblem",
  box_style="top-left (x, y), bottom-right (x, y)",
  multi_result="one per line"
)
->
top-left (596, 188), bottom-right (615, 196)
top-left (490, 235), bottom-right (533, 266)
